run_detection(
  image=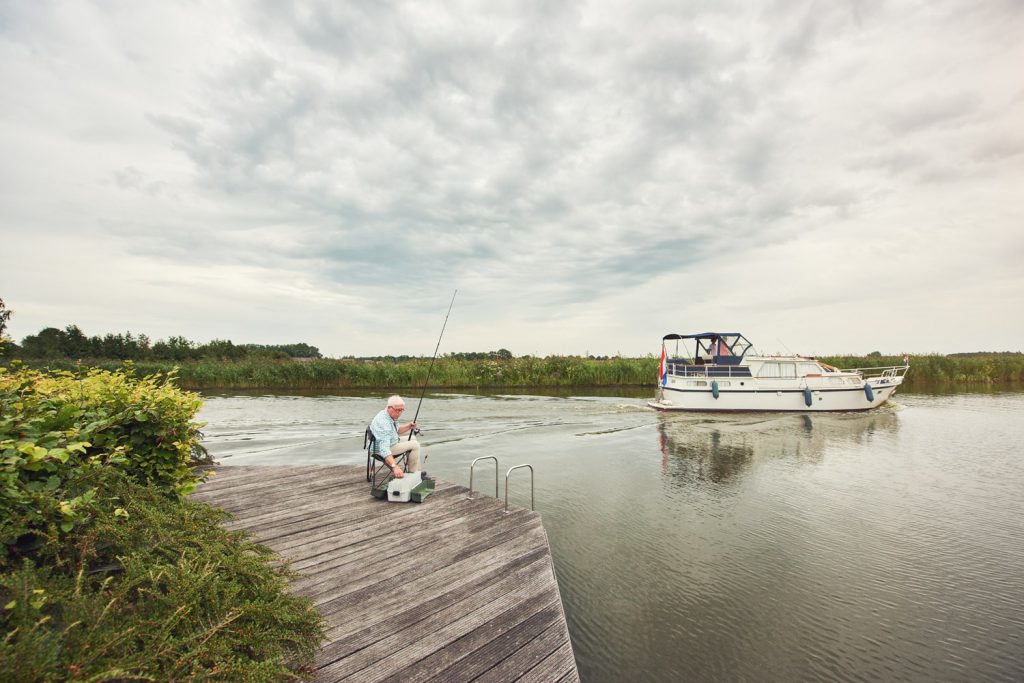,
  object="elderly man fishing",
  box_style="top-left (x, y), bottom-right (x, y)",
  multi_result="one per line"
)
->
top-left (368, 395), bottom-right (422, 478)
